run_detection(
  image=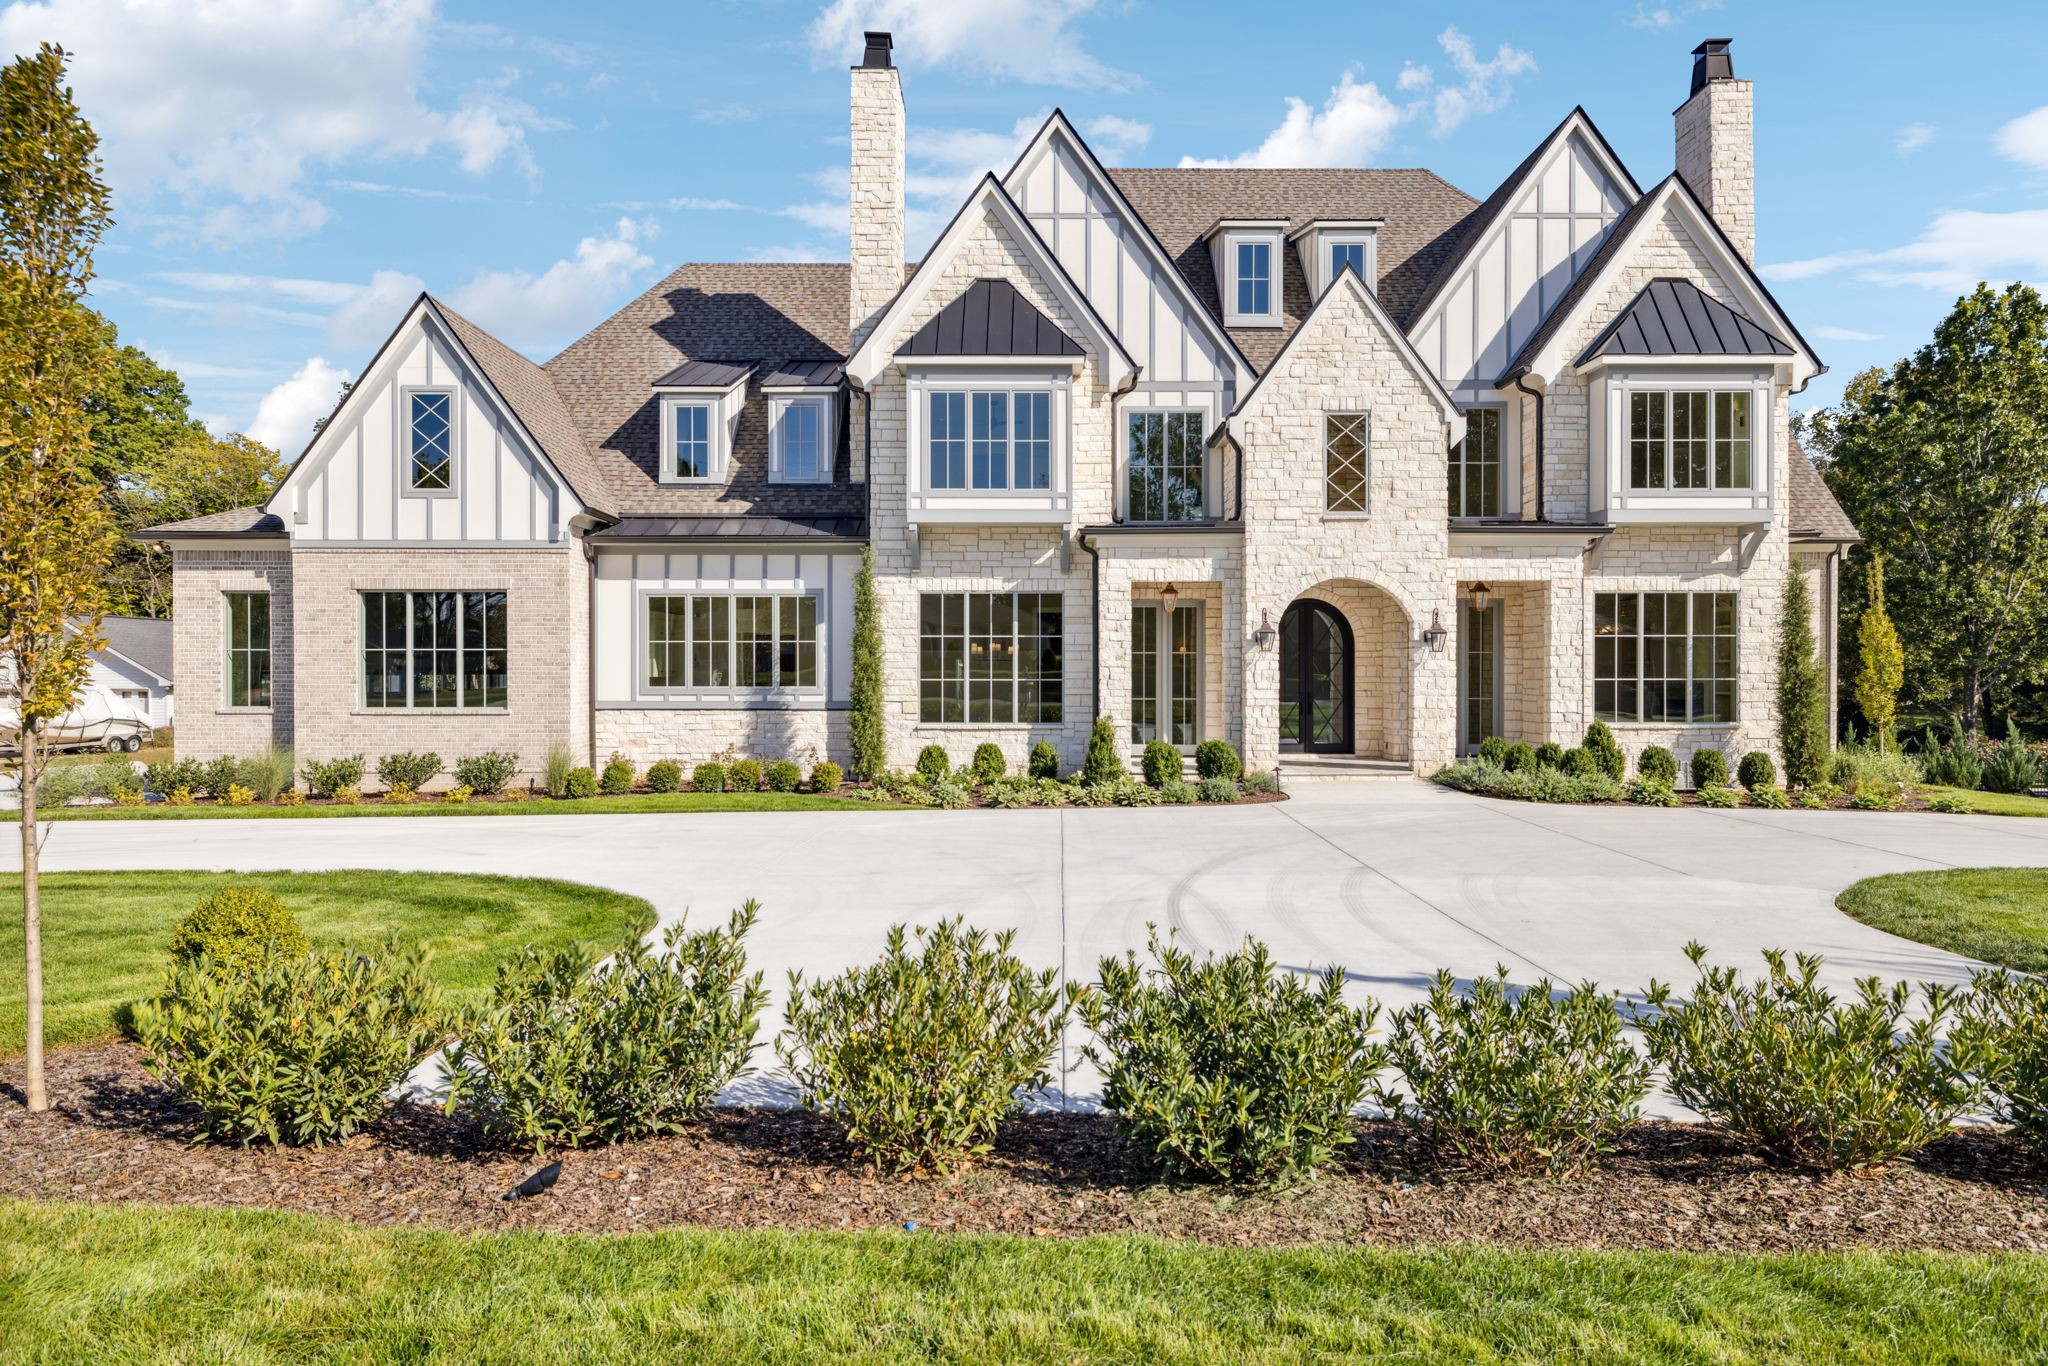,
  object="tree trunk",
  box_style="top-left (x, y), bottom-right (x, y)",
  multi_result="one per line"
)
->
top-left (19, 723), bottom-right (47, 1112)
